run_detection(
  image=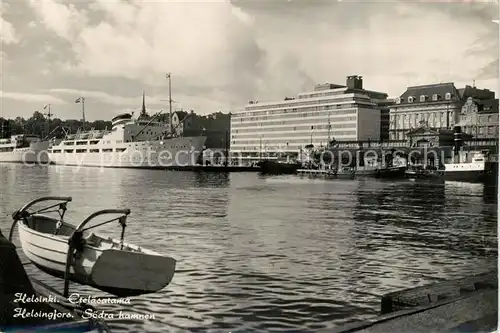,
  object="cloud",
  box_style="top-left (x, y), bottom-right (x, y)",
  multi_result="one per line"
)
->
top-left (22, 0), bottom-right (500, 116)
top-left (477, 59), bottom-right (500, 80)
top-left (0, 91), bottom-right (66, 104)
top-left (28, 0), bottom-right (88, 40)
top-left (28, 0), bottom-right (265, 102)
top-left (49, 88), bottom-right (169, 107)
top-left (0, 3), bottom-right (19, 44)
